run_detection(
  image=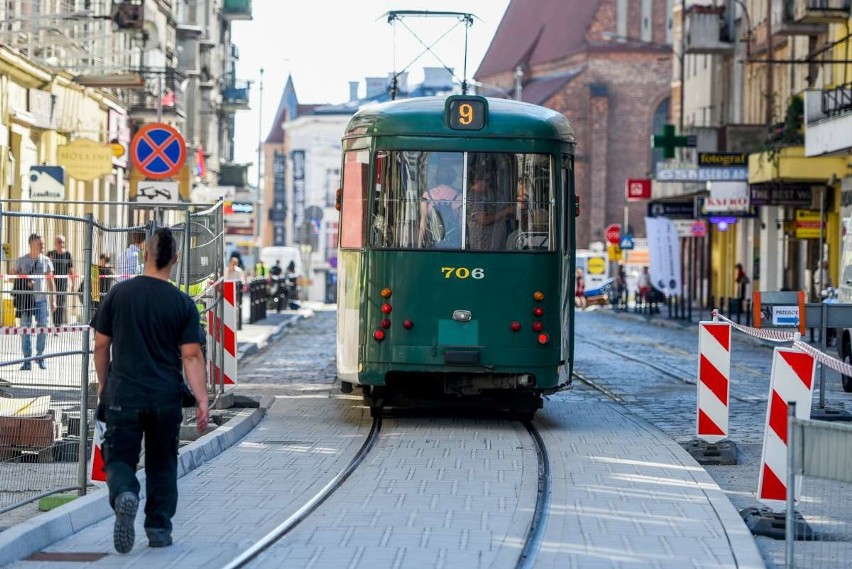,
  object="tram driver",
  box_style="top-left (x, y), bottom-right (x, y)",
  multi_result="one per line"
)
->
top-left (467, 171), bottom-right (526, 251)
